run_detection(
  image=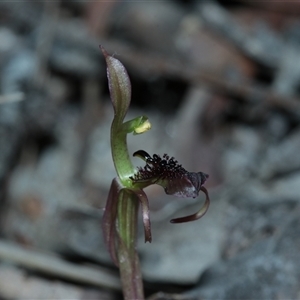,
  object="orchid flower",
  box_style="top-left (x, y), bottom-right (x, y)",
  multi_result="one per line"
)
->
top-left (100, 46), bottom-right (210, 300)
